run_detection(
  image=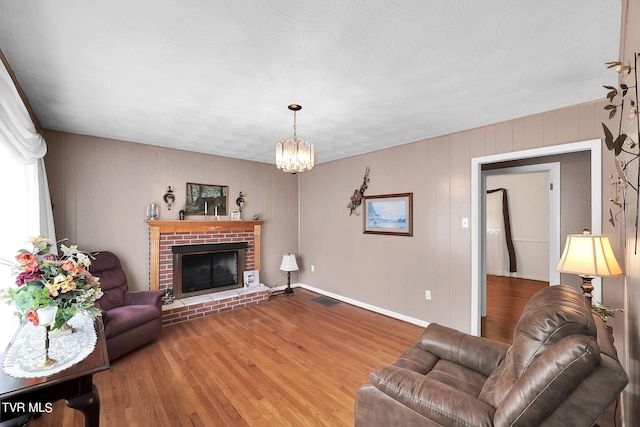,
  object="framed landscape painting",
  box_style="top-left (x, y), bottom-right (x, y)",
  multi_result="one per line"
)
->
top-left (186, 183), bottom-right (228, 216)
top-left (363, 193), bottom-right (413, 236)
